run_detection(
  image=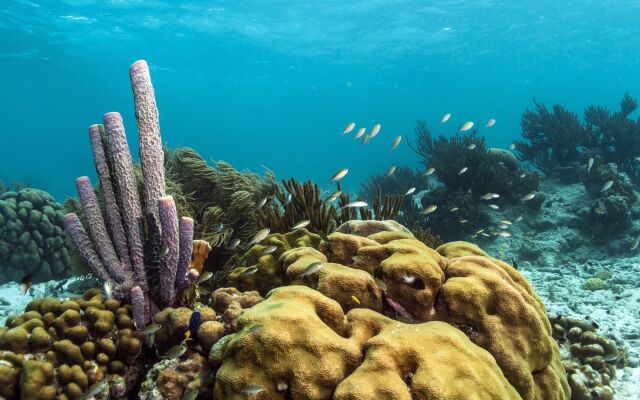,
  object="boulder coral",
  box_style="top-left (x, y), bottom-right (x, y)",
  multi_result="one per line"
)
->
top-left (0, 187), bottom-right (72, 283)
top-left (211, 221), bottom-right (570, 399)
